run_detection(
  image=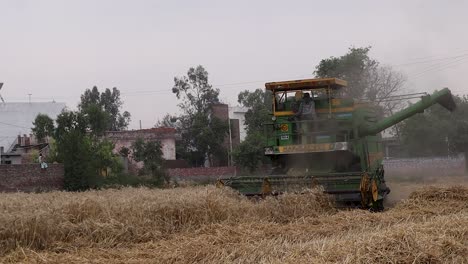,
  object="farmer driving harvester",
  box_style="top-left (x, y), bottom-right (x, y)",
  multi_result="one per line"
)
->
top-left (289, 92), bottom-right (317, 143)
